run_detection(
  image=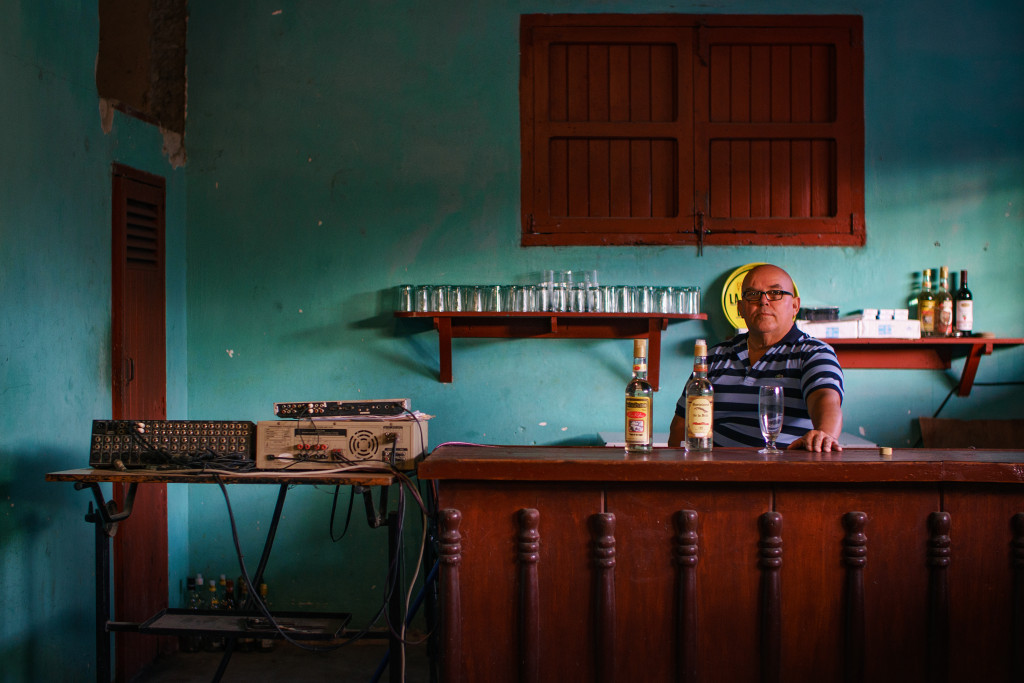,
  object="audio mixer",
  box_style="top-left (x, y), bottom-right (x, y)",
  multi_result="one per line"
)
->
top-left (89, 420), bottom-right (256, 469)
